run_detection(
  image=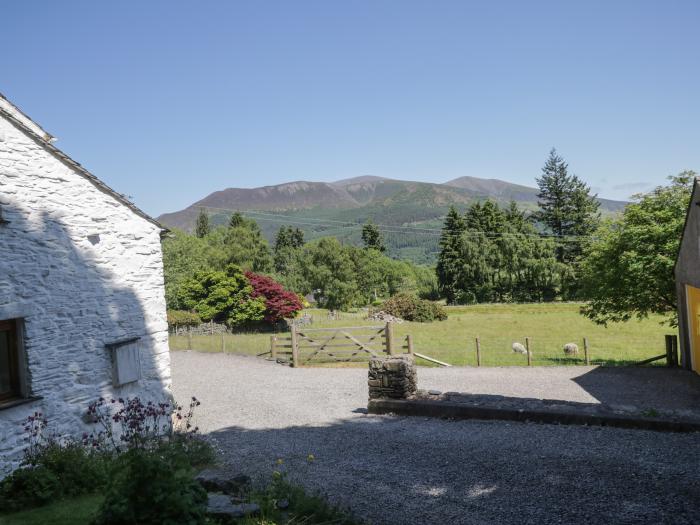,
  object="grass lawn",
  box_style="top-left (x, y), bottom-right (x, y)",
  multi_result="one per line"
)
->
top-left (0, 494), bottom-right (102, 525)
top-left (170, 303), bottom-right (674, 367)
